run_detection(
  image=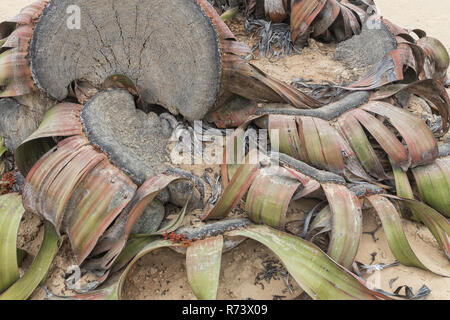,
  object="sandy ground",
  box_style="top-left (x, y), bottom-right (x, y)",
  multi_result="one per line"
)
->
top-left (2, 0), bottom-right (450, 300)
top-left (0, 0), bottom-right (33, 22)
